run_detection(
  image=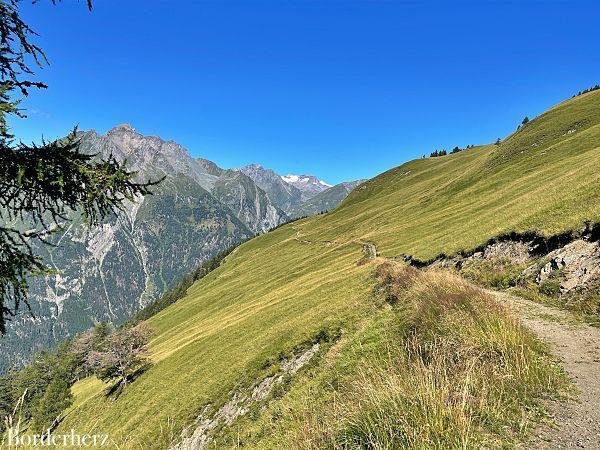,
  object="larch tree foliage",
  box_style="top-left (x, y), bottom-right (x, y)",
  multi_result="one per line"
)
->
top-left (85, 324), bottom-right (153, 397)
top-left (0, 0), bottom-right (161, 334)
